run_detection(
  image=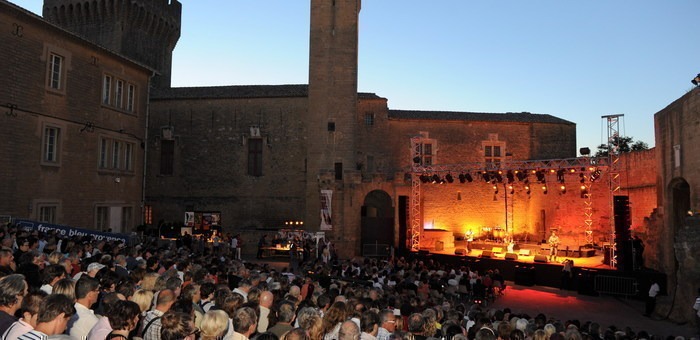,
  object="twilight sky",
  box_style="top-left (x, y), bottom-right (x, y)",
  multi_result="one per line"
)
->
top-left (13, 0), bottom-right (700, 153)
